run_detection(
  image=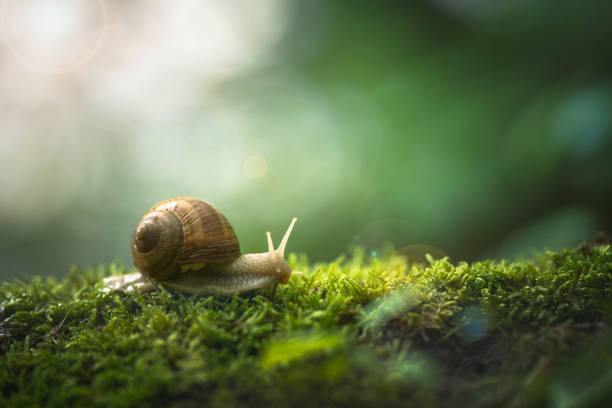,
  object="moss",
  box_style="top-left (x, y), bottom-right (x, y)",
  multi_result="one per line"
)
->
top-left (1, 245), bottom-right (611, 407)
